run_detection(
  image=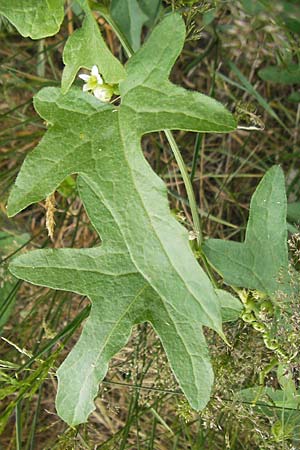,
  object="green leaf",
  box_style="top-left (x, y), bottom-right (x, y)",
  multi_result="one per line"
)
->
top-left (110, 0), bottom-right (161, 51)
top-left (203, 166), bottom-right (289, 296)
top-left (239, 0), bottom-right (265, 15)
top-left (277, 364), bottom-right (298, 400)
top-left (216, 289), bottom-right (243, 322)
top-left (284, 17), bottom-right (300, 34)
top-left (237, 365), bottom-right (300, 419)
top-left (288, 91), bottom-right (300, 103)
top-left (258, 64), bottom-right (300, 85)
top-left (279, 0), bottom-right (300, 34)
top-left (237, 386), bottom-right (300, 414)
top-left (138, 0), bottom-right (161, 23)
top-left (62, 0), bottom-right (126, 92)
top-left (236, 366), bottom-right (300, 441)
top-left (0, 0), bottom-right (64, 39)
top-left (7, 14), bottom-right (236, 425)
top-left (287, 202), bottom-right (300, 223)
